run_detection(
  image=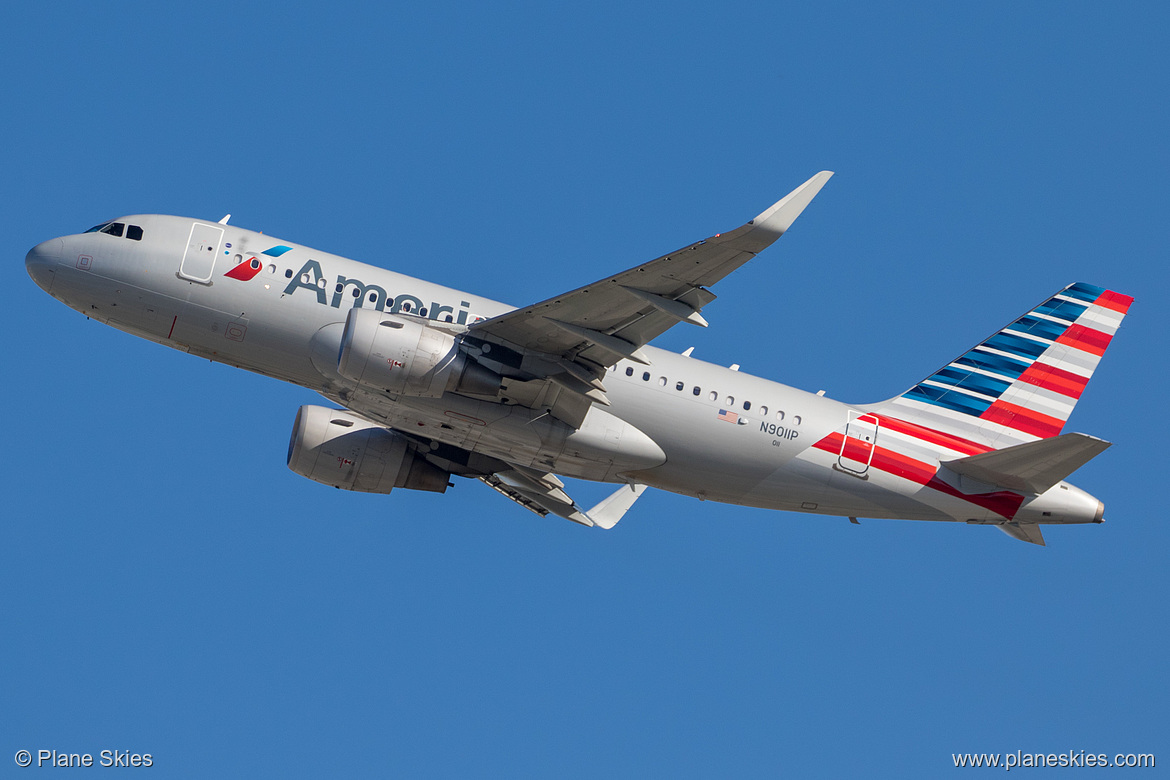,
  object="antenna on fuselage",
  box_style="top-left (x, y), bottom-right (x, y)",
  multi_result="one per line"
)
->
top-left (218, 214), bottom-right (231, 225)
